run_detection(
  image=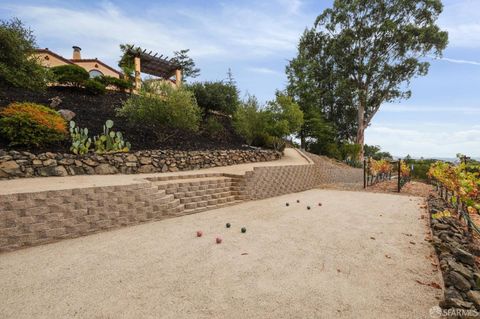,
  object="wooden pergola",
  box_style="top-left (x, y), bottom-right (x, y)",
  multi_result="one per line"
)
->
top-left (125, 45), bottom-right (182, 90)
